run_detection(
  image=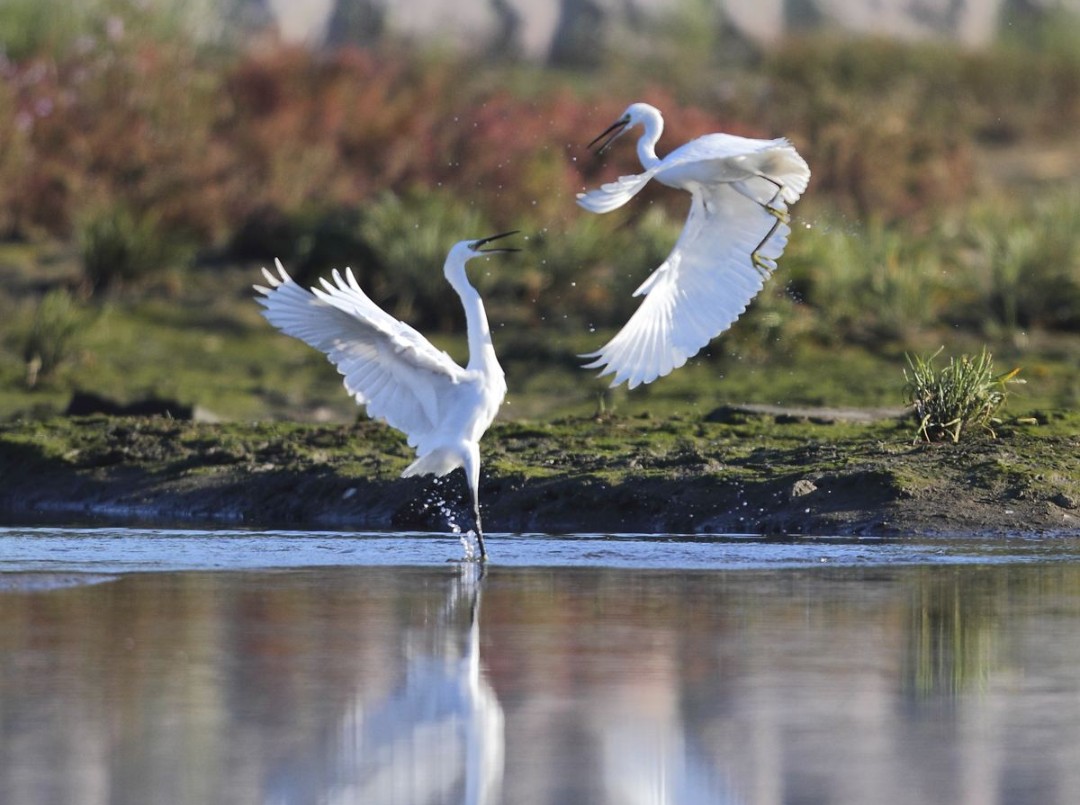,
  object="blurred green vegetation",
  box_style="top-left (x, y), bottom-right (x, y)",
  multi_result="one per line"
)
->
top-left (1, 1), bottom-right (1078, 424)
